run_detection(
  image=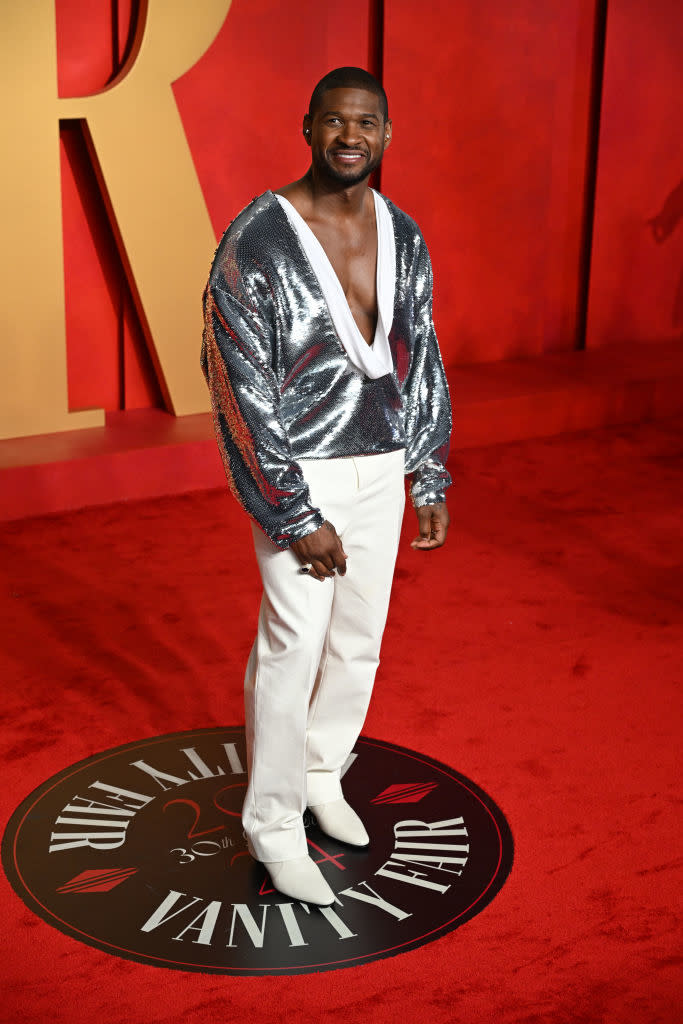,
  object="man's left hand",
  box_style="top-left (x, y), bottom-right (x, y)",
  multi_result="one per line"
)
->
top-left (411, 502), bottom-right (450, 550)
